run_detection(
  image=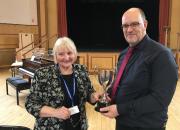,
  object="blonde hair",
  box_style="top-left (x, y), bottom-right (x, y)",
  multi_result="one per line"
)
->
top-left (53, 37), bottom-right (77, 64)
